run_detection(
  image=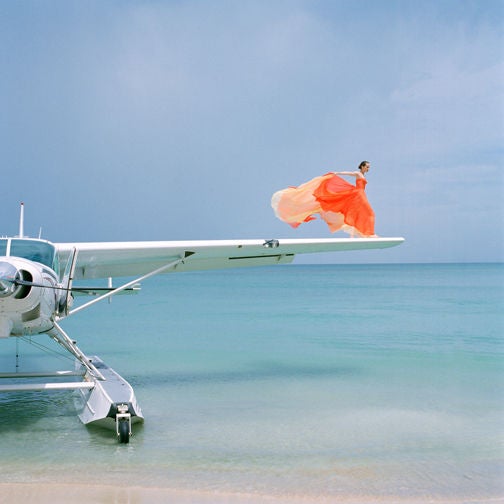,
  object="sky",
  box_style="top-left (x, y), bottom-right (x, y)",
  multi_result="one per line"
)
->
top-left (1, 0), bottom-right (502, 263)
